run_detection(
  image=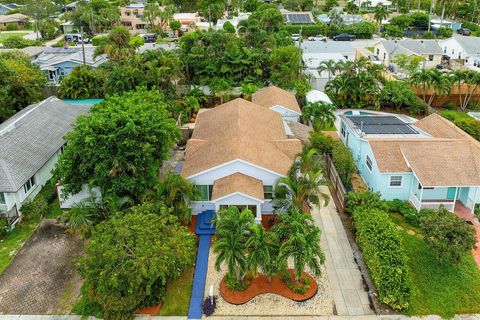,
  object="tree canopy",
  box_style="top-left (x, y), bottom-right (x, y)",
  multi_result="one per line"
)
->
top-left (54, 88), bottom-right (180, 200)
